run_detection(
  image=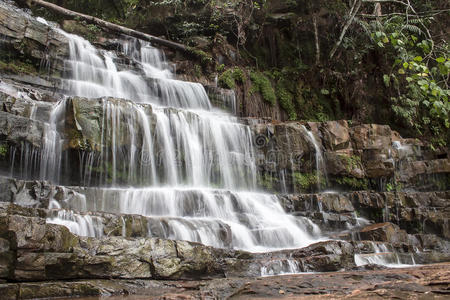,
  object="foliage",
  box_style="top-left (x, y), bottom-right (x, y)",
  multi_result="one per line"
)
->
top-left (218, 67), bottom-right (246, 89)
top-left (250, 71), bottom-right (276, 105)
top-left (293, 172), bottom-right (322, 191)
top-left (257, 172), bottom-right (277, 190)
top-left (187, 47), bottom-right (213, 66)
top-left (276, 87), bottom-right (297, 120)
top-left (0, 144), bottom-right (7, 158)
top-left (0, 59), bottom-right (37, 75)
top-left (270, 68), bottom-right (297, 120)
top-left (335, 176), bottom-right (368, 190)
top-left (374, 15), bottom-right (450, 147)
top-left (344, 155), bottom-right (362, 172)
